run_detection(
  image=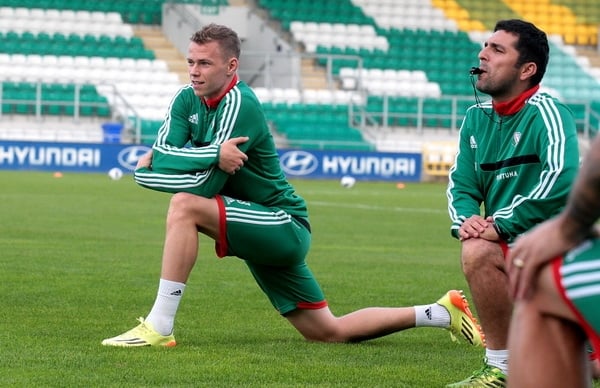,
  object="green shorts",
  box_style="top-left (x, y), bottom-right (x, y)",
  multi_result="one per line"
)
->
top-left (554, 238), bottom-right (600, 357)
top-left (214, 195), bottom-right (326, 315)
